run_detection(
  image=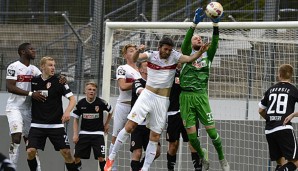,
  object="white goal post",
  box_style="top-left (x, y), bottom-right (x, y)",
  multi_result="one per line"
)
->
top-left (102, 21), bottom-right (298, 171)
